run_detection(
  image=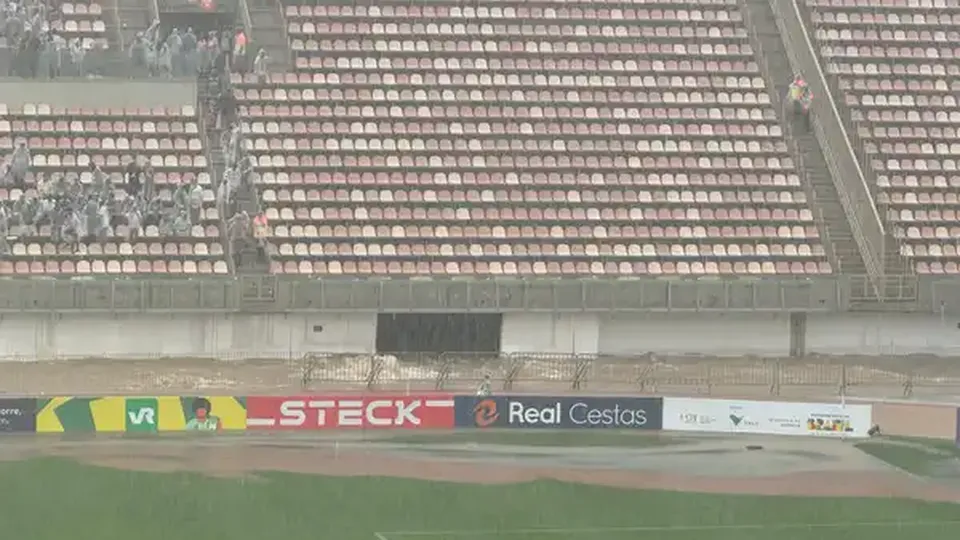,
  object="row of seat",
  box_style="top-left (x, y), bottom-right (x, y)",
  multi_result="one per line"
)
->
top-left (262, 206), bottom-right (815, 222)
top-left (268, 260), bottom-right (834, 276)
top-left (901, 245), bottom-right (960, 257)
top-left (11, 241), bottom-right (224, 257)
top-left (810, 10), bottom-right (960, 26)
top-left (1, 123), bottom-right (199, 136)
top-left (890, 209), bottom-right (960, 222)
top-left (261, 188), bottom-right (809, 203)
top-left (876, 174), bottom-right (960, 187)
top-left (290, 21), bottom-right (747, 36)
top-left (285, 3), bottom-right (742, 20)
top-left (849, 94), bottom-right (958, 107)
top-left (3, 105), bottom-right (197, 117)
top-left (243, 138), bottom-right (792, 154)
top-left (4, 138), bottom-right (204, 151)
top-left (0, 260), bottom-right (230, 276)
top-left (10, 225), bottom-right (222, 239)
top-left (28, 154), bottom-right (207, 169)
top-left (266, 224), bottom-right (820, 239)
top-left (289, 35), bottom-right (751, 50)
top-left (245, 154), bottom-right (795, 169)
top-left (2, 171), bottom-right (212, 189)
top-left (840, 77), bottom-right (960, 92)
top-left (273, 241), bottom-right (825, 257)
top-left (255, 171), bottom-right (803, 186)
top-left (61, 2), bottom-right (104, 14)
top-left (238, 107), bottom-right (780, 123)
